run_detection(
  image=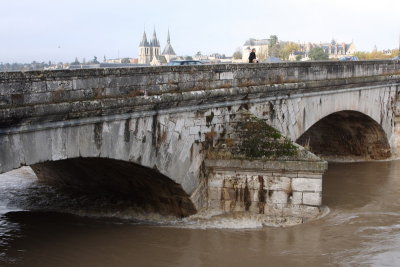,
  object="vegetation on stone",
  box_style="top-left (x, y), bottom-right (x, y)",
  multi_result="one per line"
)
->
top-left (233, 113), bottom-right (298, 159)
top-left (205, 112), bottom-right (299, 160)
